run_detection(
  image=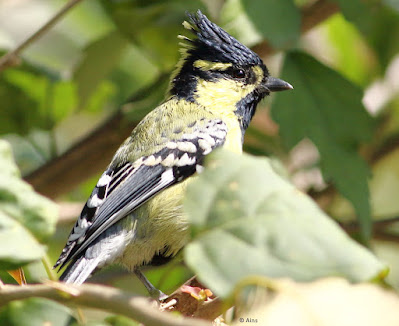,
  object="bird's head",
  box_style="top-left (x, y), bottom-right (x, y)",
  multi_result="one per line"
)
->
top-left (168, 10), bottom-right (292, 130)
